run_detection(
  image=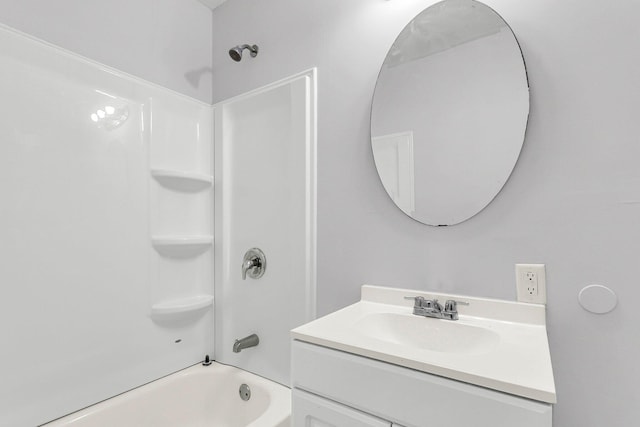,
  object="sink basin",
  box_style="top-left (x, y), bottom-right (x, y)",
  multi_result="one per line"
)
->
top-left (291, 285), bottom-right (557, 403)
top-left (352, 312), bottom-right (500, 354)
